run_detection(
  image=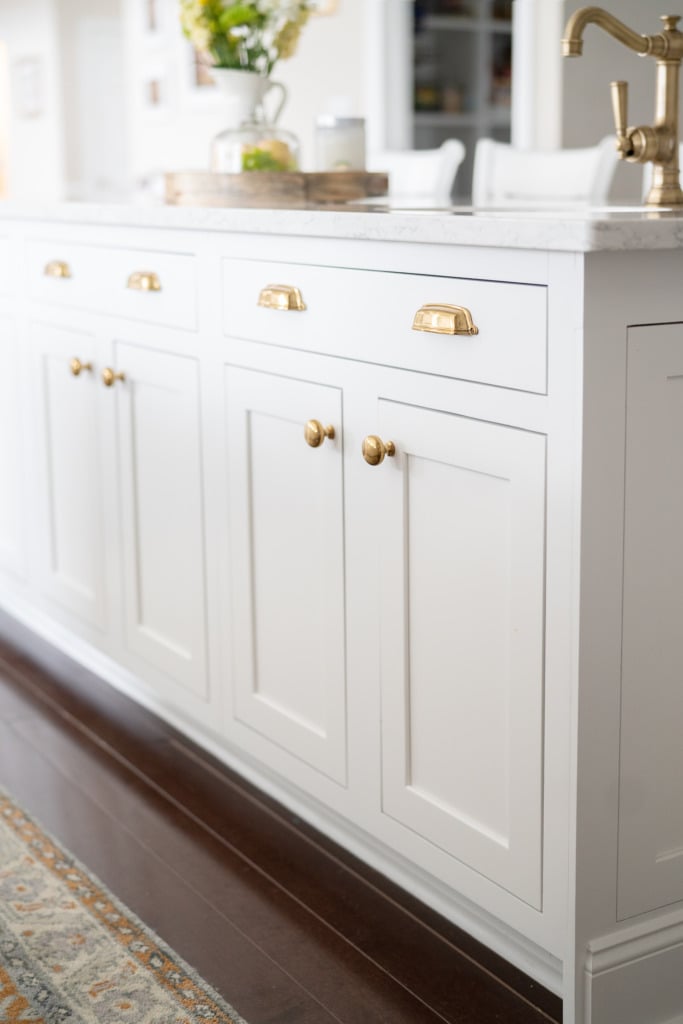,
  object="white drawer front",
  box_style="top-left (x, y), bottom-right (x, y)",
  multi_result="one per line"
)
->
top-left (223, 259), bottom-right (547, 394)
top-left (27, 240), bottom-right (197, 331)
